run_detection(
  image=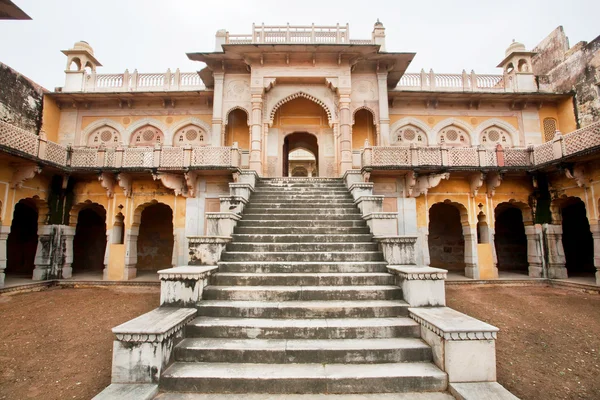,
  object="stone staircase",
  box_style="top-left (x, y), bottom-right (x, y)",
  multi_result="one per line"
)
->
top-left (158, 178), bottom-right (449, 397)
